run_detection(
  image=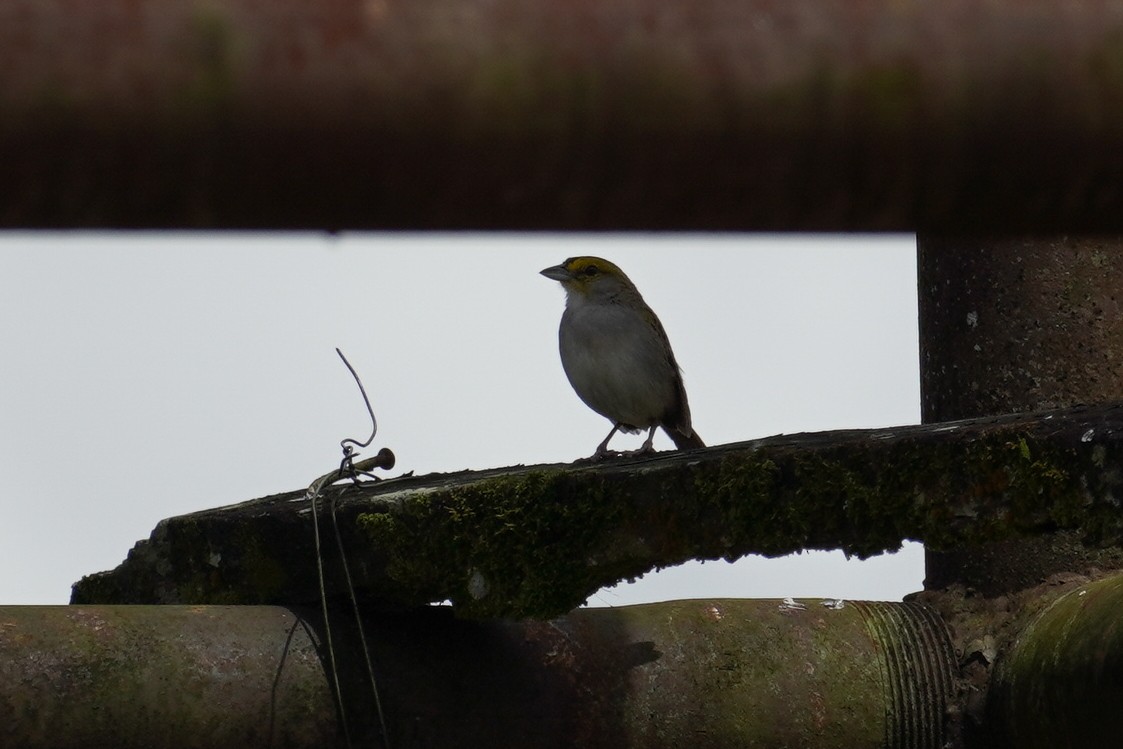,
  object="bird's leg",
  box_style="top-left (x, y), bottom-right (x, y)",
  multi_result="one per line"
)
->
top-left (637, 425), bottom-right (658, 454)
top-left (594, 424), bottom-right (622, 458)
